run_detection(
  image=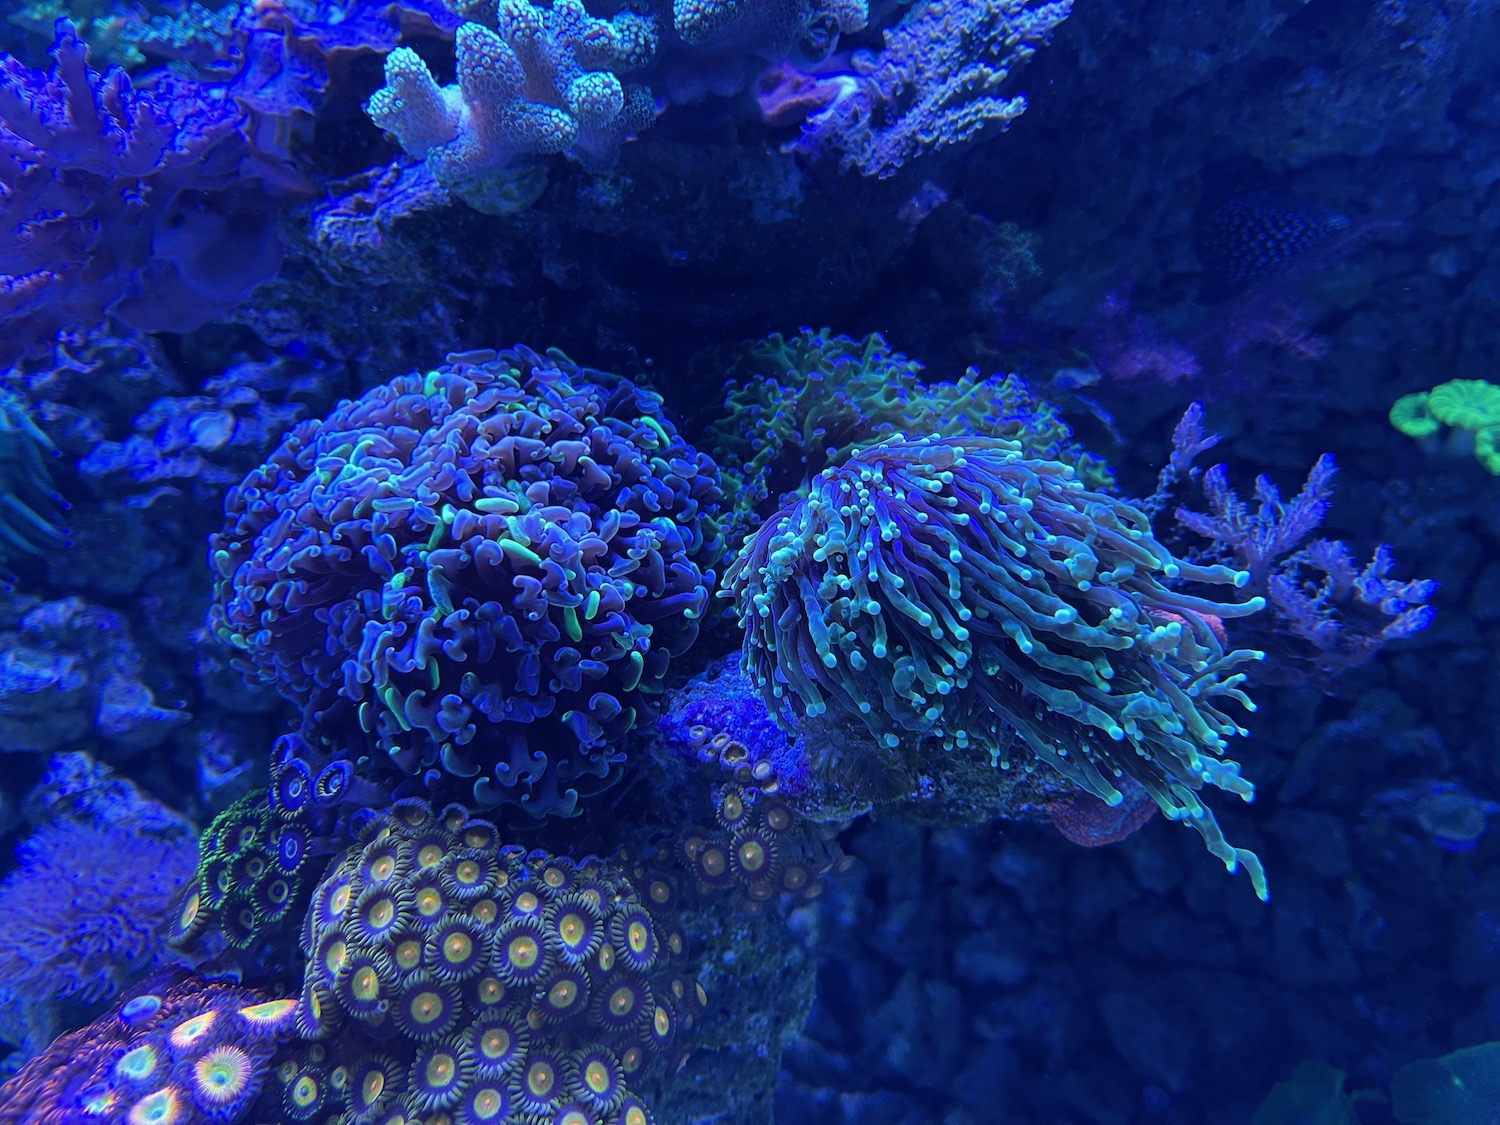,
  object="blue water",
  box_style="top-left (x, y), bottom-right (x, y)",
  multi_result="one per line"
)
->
top-left (0, 0), bottom-right (1496, 1122)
